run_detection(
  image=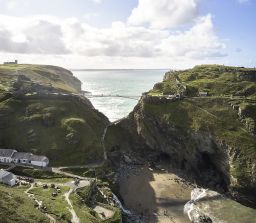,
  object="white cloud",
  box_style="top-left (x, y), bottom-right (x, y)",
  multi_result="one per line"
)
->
top-left (92, 0), bottom-right (103, 4)
top-left (0, 12), bottom-right (226, 68)
top-left (83, 13), bottom-right (99, 20)
top-left (0, 15), bottom-right (69, 54)
top-left (158, 15), bottom-right (226, 58)
top-left (128, 0), bottom-right (200, 29)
